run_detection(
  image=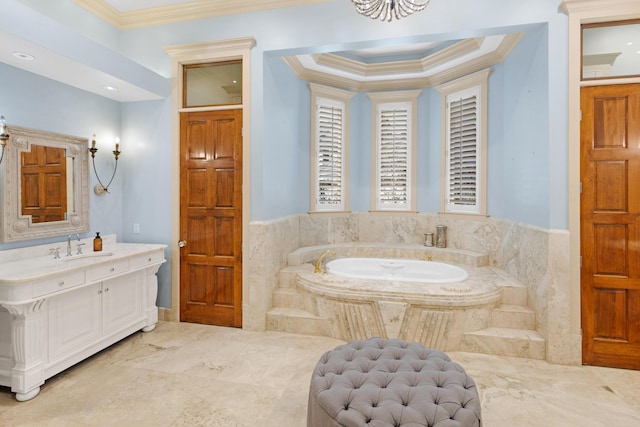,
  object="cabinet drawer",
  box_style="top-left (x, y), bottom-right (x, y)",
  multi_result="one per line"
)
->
top-left (131, 250), bottom-right (164, 268)
top-left (89, 259), bottom-right (130, 281)
top-left (32, 270), bottom-right (86, 298)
